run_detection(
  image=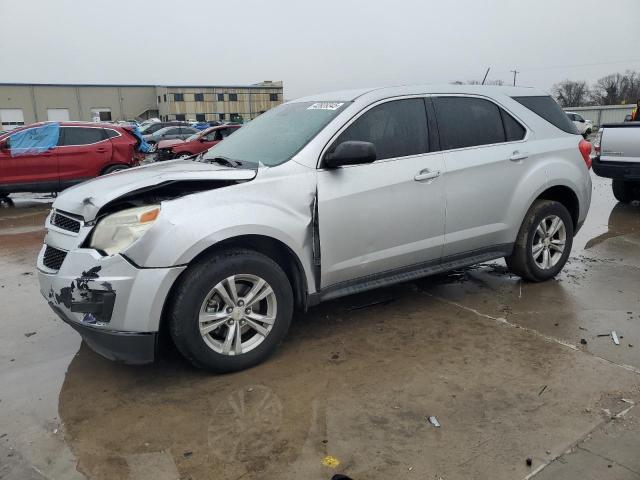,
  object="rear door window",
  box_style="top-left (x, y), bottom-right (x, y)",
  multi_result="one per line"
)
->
top-left (333, 98), bottom-right (430, 160)
top-left (104, 129), bottom-right (119, 139)
top-left (60, 127), bottom-right (106, 146)
top-left (512, 95), bottom-right (579, 134)
top-left (501, 109), bottom-right (526, 142)
top-left (433, 97), bottom-right (506, 150)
